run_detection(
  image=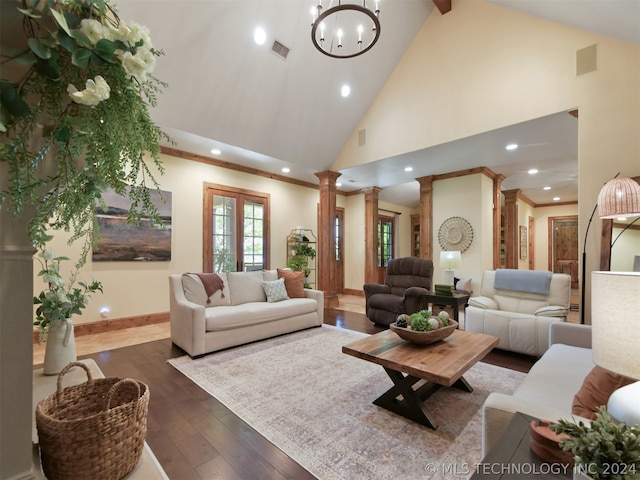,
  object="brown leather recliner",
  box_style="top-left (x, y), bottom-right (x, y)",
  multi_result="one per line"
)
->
top-left (364, 257), bottom-right (434, 326)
